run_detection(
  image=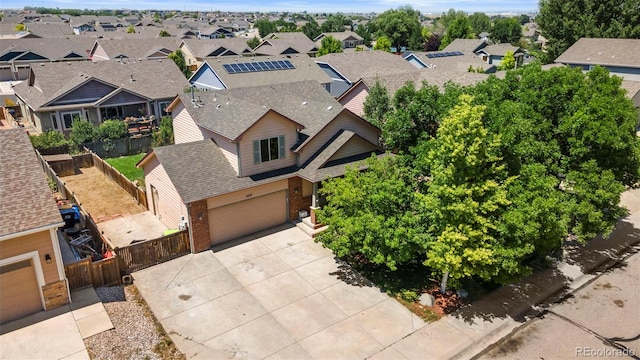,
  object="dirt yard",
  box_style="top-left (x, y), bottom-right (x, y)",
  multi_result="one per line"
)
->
top-left (62, 167), bottom-right (147, 222)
